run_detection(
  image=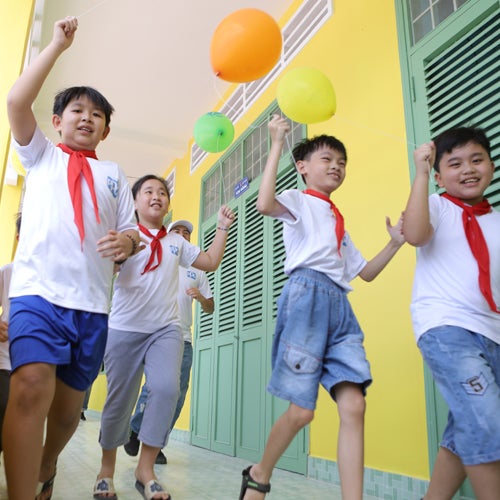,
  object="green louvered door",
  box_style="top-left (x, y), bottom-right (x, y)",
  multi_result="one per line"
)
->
top-left (191, 163), bottom-right (307, 474)
top-left (191, 210), bottom-right (239, 455)
top-left (404, 2), bottom-right (500, 498)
